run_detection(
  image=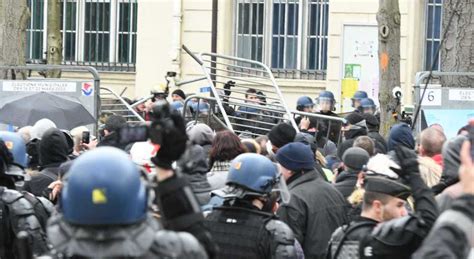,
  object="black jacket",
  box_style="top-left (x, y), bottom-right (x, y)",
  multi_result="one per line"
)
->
top-left (24, 129), bottom-right (69, 196)
top-left (97, 132), bottom-right (128, 150)
top-left (277, 170), bottom-right (349, 259)
top-left (337, 128), bottom-right (367, 159)
top-left (334, 171), bottom-right (358, 199)
top-left (368, 131), bottom-right (388, 154)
